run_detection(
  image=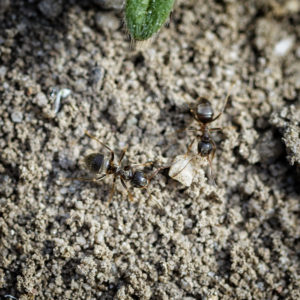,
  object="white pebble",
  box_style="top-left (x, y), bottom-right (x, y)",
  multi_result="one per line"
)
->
top-left (169, 155), bottom-right (195, 187)
top-left (95, 12), bottom-right (120, 31)
top-left (95, 230), bottom-right (104, 244)
top-left (0, 66), bottom-right (7, 79)
top-left (184, 218), bottom-right (194, 229)
top-left (76, 236), bottom-right (86, 246)
top-left (274, 36), bottom-right (294, 57)
top-left (75, 201), bottom-right (84, 210)
top-left (59, 187), bottom-right (68, 195)
top-left (35, 92), bottom-right (48, 106)
top-left (11, 111), bottom-right (23, 123)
